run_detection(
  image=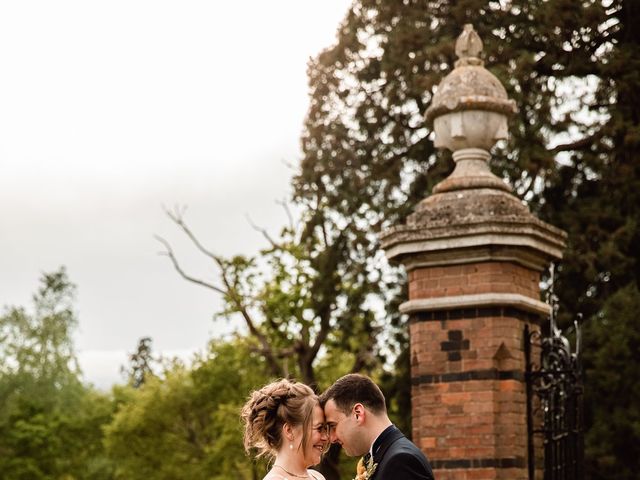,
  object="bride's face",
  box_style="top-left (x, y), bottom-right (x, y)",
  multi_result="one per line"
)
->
top-left (302, 405), bottom-right (329, 466)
